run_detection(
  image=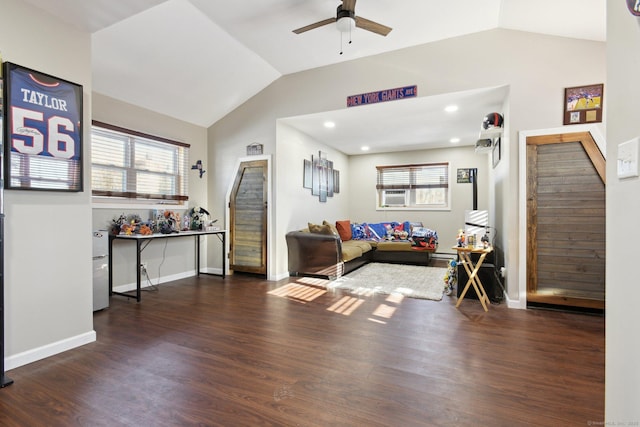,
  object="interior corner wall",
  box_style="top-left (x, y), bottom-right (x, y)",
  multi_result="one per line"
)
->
top-left (1, 0), bottom-right (94, 369)
top-left (606, 2), bottom-right (640, 421)
top-left (489, 95), bottom-right (510, 274)
top-left (208, 28), bottom-right (604, 293)
top-left (347, 145), bottom-right (489, 256)
top-left (274, 122), bottom-right (349, 278)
